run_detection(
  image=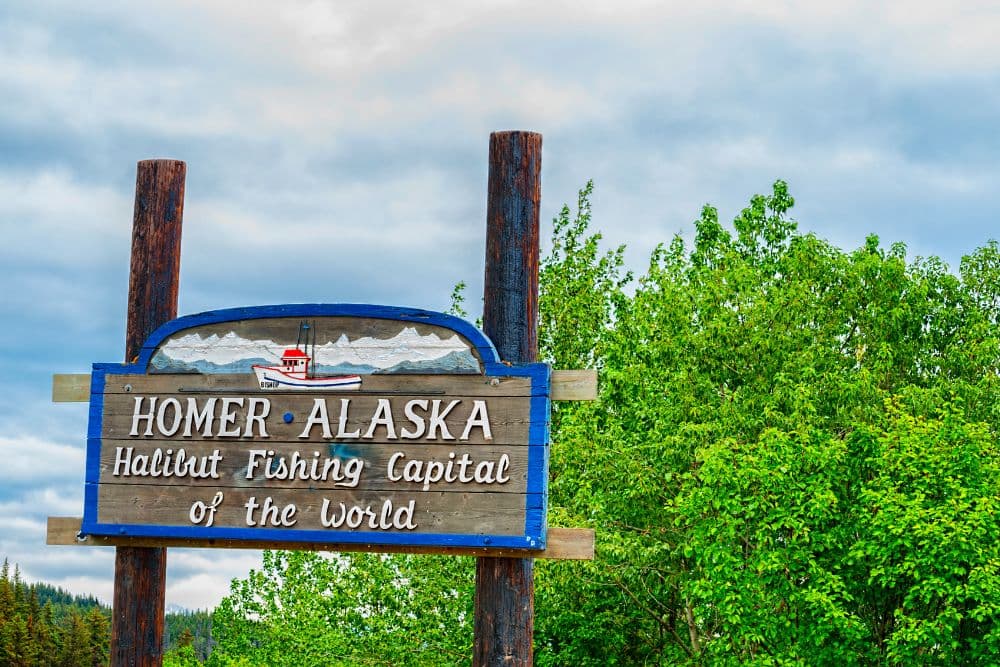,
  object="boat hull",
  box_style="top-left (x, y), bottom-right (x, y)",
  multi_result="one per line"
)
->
top-left (252, 365), bottom-right (362, 390)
